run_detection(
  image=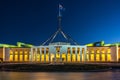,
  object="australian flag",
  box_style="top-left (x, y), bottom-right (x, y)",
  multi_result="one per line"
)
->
top-left (59, 4), bottom-right (65, 17)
